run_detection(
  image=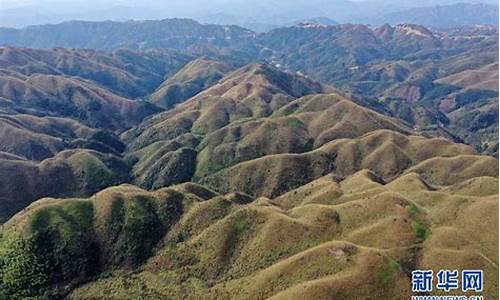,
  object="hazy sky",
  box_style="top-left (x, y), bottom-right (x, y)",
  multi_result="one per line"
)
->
top-left (1, 0), bottom-right (496, 9)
